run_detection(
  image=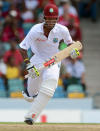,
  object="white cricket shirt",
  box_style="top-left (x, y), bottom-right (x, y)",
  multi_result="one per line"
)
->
top-left (19, 22), bottom-right (72, 64)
